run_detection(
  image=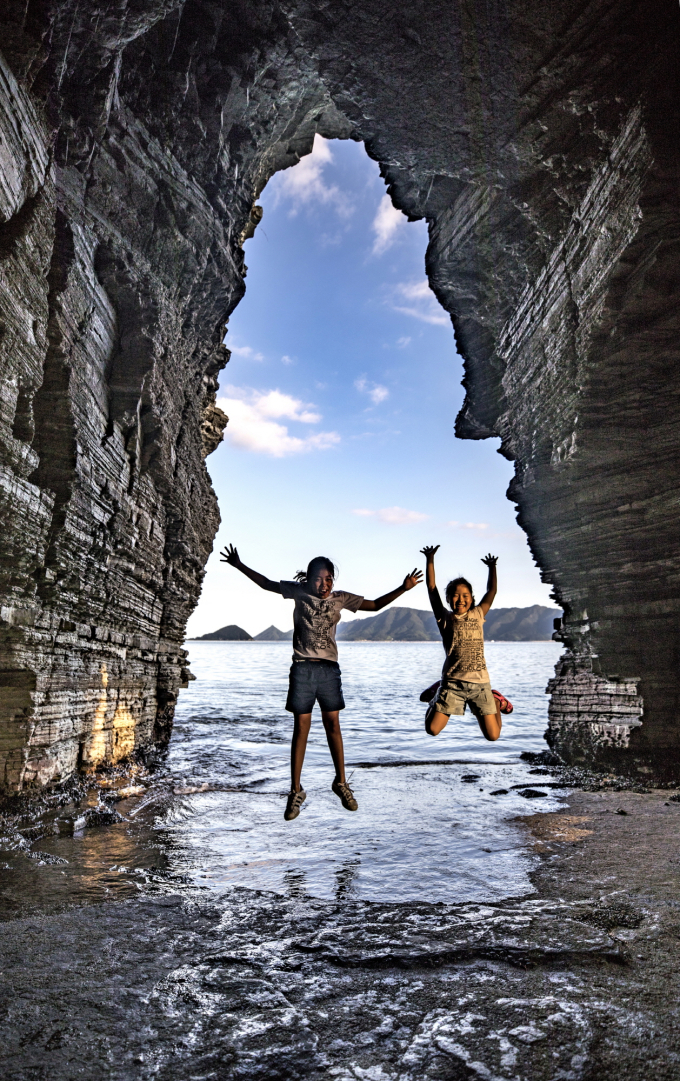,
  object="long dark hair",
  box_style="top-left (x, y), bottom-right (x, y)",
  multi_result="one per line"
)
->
top-left (445, 576), bottom-right (475, 609)
top-left (294, 556), bottom-right (337, 584)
